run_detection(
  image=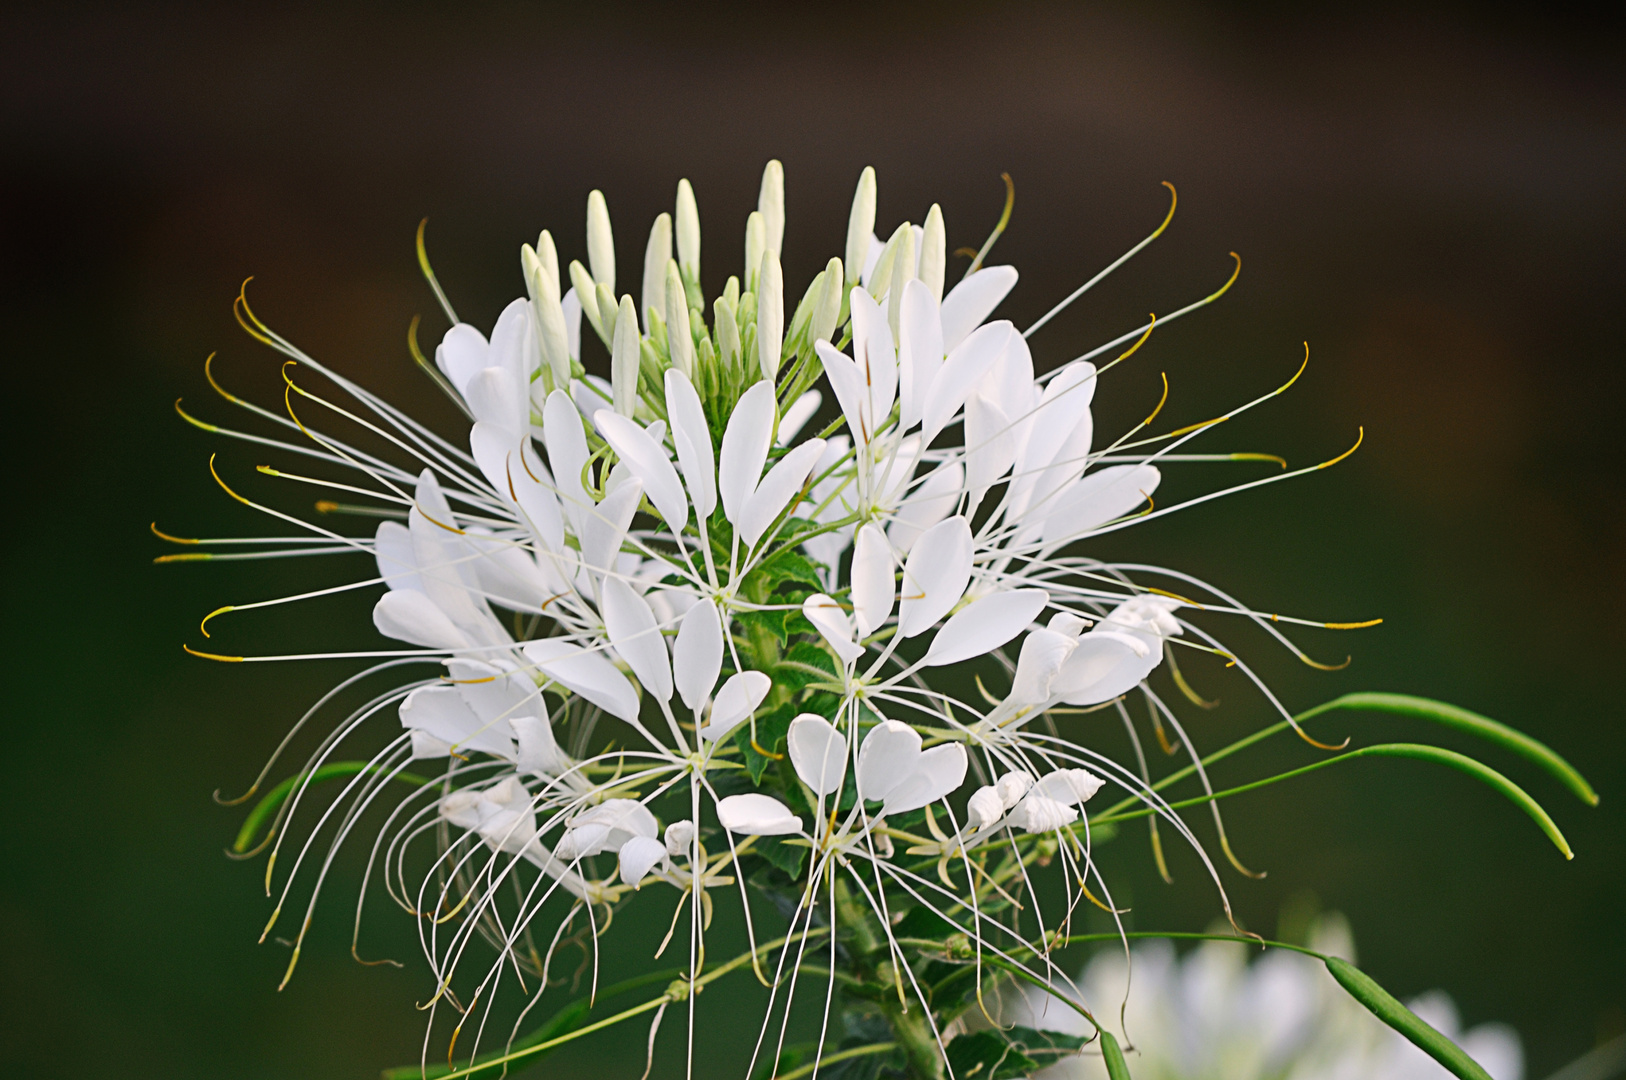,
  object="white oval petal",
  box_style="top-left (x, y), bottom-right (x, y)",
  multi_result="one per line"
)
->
top-left (664, 369), bottom-right (717, 519)
top-left (996, 770), bottom-right (1034, 809)
top-left (1032, 768), bottom-right (1105, 807)
top-left (924, 588), bottom-right (1050, 667)
top-left (778, 390), bottom-right (822, 445)
top-left (579, 478), bottom-right (644, 581)
top-left (856, 719), bottom-right (921, 804)
top-left (968, 786), bottom-right (1005, 828)
top-left (672, 599), bottom-right (724, 711)
top-left (921, 320), bottom-right (1012, 446)
top-left (897, 278), bottom-right (943, 431)
top-left (466, 365), bottom-right (524, 437)
top-left (882, 742), bottom-right (967, 816)
top-left (374, 520), bottom-right (421, 592)
top-left (435, 323), bottom-right (489, 397)
top-left (718, 381), bottom-right (776, 526)
top-left (522, 638), bottom-right (640, 723)
top-left (373, 589), bottom-right (468, 650)
top-left (802, 593), bottom-right (863, 664)
top-left (738, 438), bottom-right (825, 548)
top-left (964, 391), bottom-right (1015, 515)
top-left (939, 265), bottom-right (1018, 353)
top-left (663, 819), bottom-right (696, 857)
top-left (1052, 630), bottom-right (1159, 706)
top-left (850, 288), bottom-right (897, 429)
top-left (850, 524), bottom-right (895, 638)
top-left (815, 339), bottom-right (870, 445)
top-left (399, 685), bottom-right (514, 759)
top-left (1042, 464), bottom-right (1161, 546)
top-left (543, 389), bottom-right (591, 534)
top-left (897, 516), bottom-right (974, 639)
top-left (716, 793), bottom-right (802, 836)
top-left (788, 713), bottom-right (848, 796)
top-left (700, 670), bottom-right (772, 742)
top-left (1008, 628), bottom-right (1078, 705)
top-left (595, 409), bottom-right (688, 533)
top-left (887, 462), bottom-right (963, 555)
top-left (512, 715), bottom-right (566, 777)
top-left (618, 836), bottom-right (668, 888)
top-left (601, 576), bottom-right (673, 704)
